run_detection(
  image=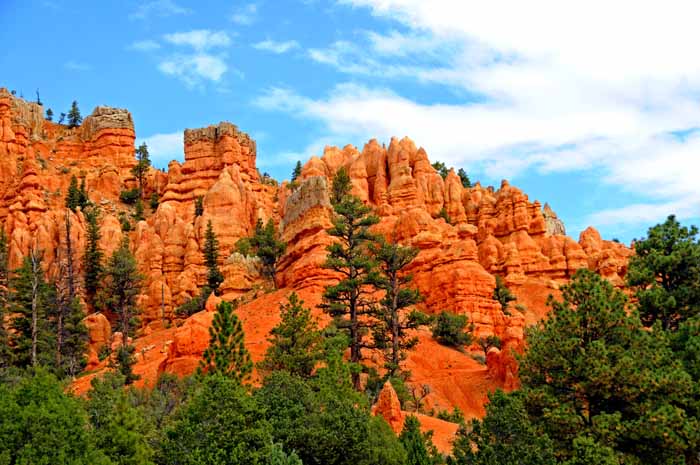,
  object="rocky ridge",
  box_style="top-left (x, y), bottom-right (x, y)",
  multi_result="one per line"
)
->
top-left (0, 90), bottom-right (632, 430)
